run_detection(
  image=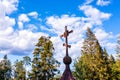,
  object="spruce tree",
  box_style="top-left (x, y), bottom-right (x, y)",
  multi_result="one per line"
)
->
top-left (30, 36), bottom-right (60, 80)
top-left (74, 27), bottom-right (111, 80)
top-left (74, 27), bottom-right (99, 79)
